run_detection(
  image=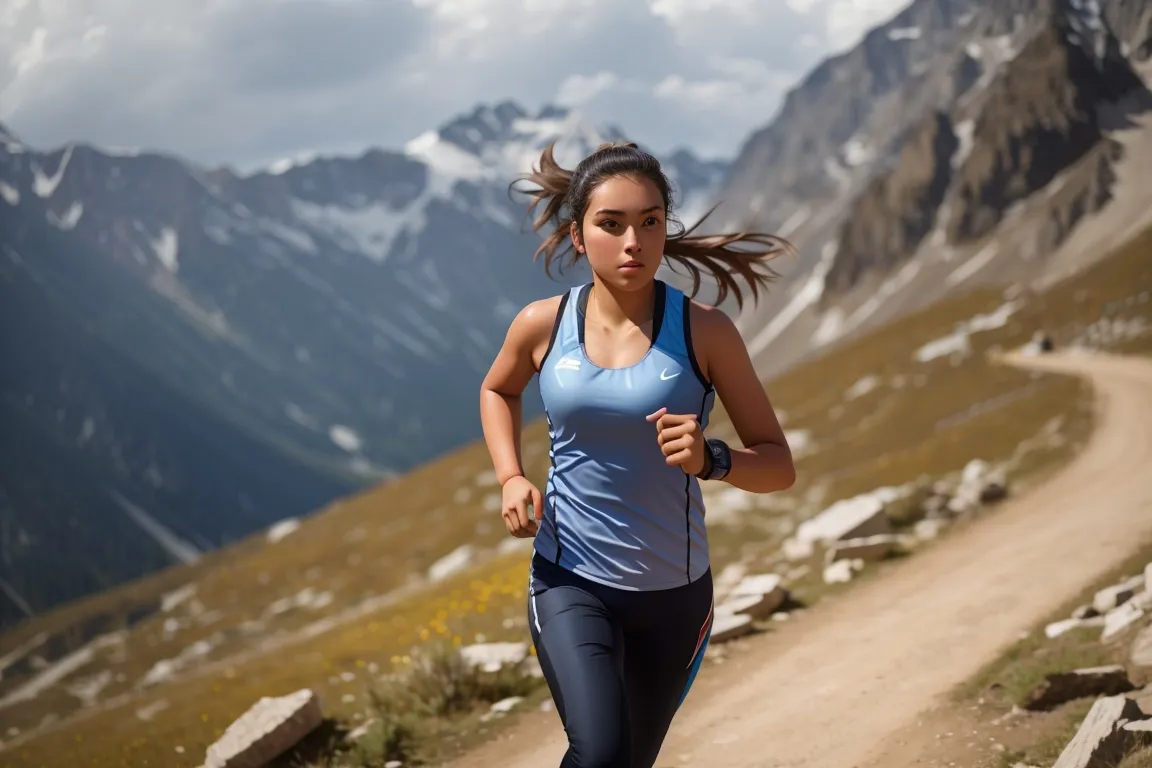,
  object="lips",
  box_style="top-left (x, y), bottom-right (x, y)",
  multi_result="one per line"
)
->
top-left (620, 260), bottom-right (643, 270)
